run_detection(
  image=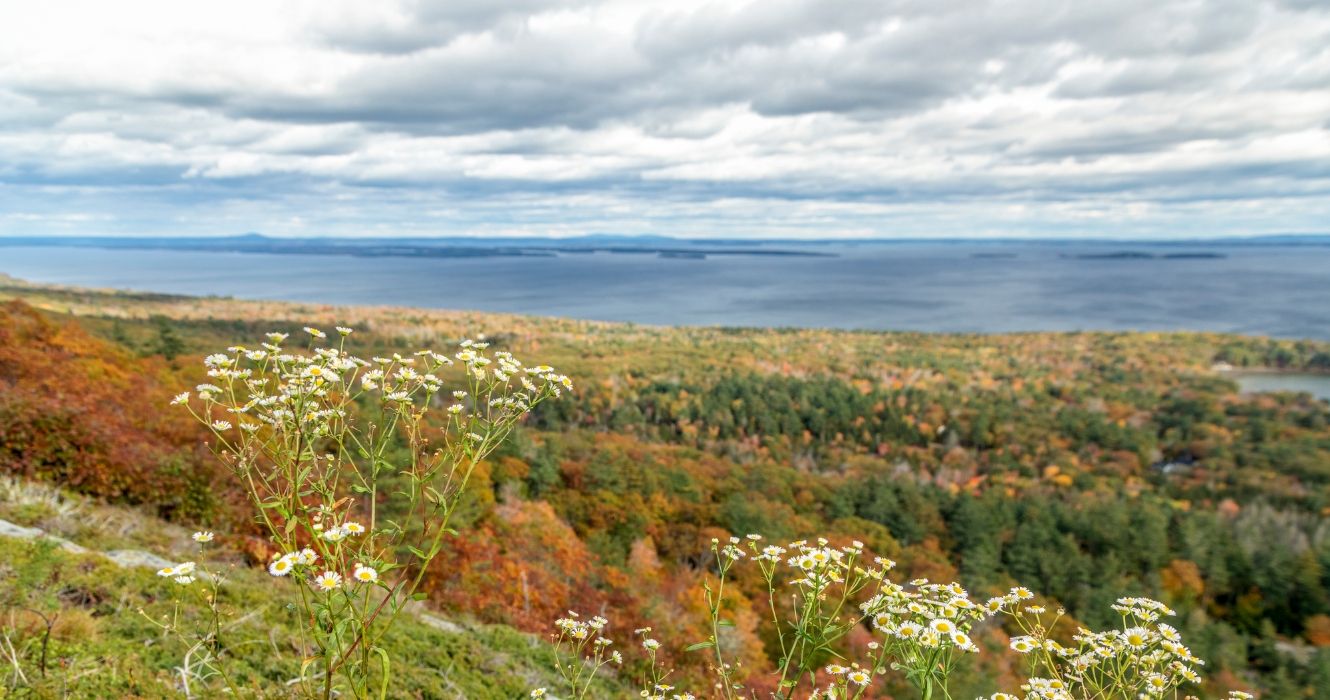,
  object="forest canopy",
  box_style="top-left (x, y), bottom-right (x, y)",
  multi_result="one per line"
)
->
top-left (1, 281), bottom-right (1328, 697)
